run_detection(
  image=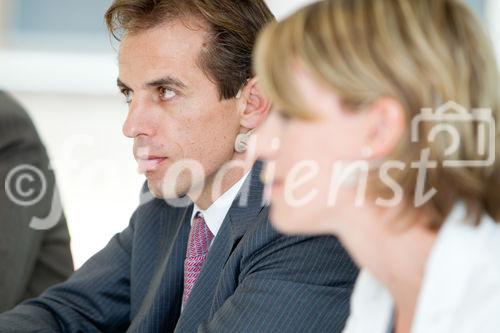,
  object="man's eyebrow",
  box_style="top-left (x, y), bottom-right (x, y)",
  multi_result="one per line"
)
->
top-left (146, 76), bottom-right (187, 90)
top-left (116, 76), bottom-right (187, 91)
